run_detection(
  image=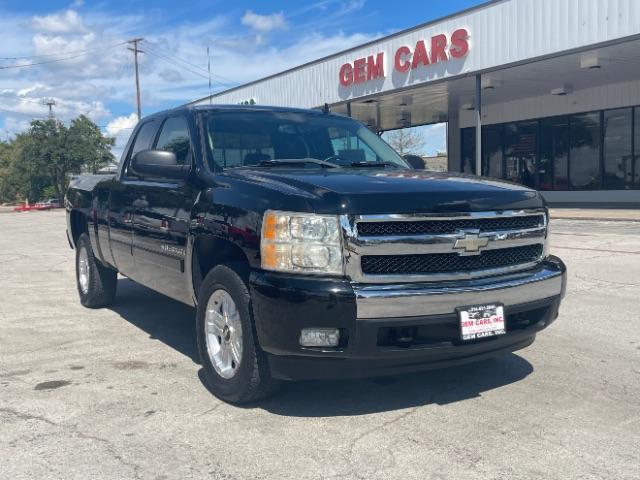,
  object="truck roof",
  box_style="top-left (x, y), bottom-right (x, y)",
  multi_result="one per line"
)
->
top-left (142, 104), bottom-right (335, 122)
